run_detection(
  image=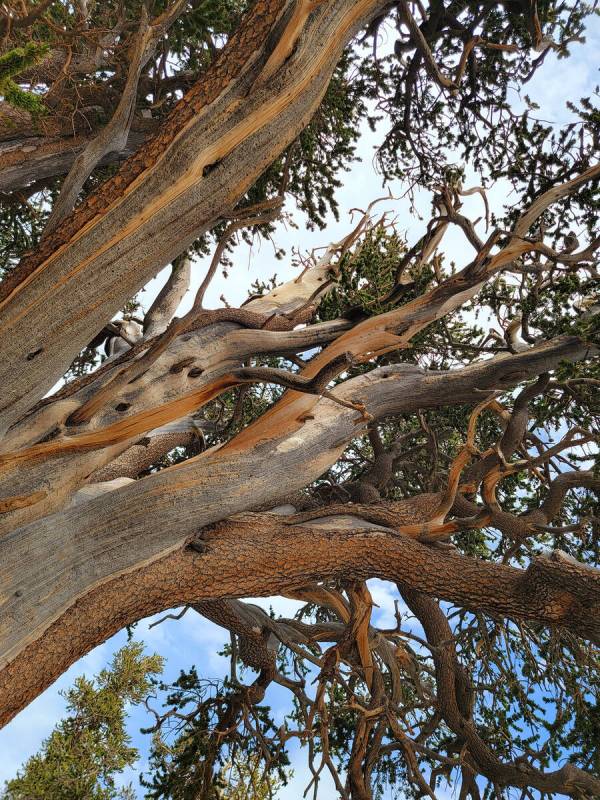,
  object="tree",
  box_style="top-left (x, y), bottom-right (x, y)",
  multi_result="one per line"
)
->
top-left (0, 0), bottom-right (598, 797)
top-left (142, 661), bottom-right (292, 798)
top-left (2, 642), bottom-right (163, 799)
